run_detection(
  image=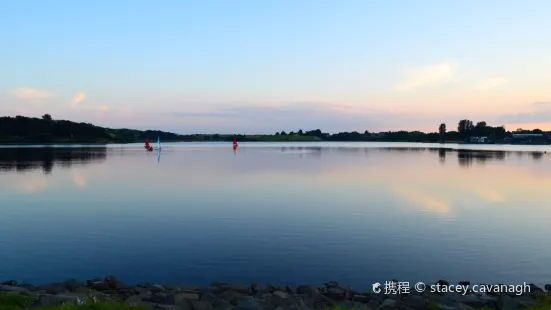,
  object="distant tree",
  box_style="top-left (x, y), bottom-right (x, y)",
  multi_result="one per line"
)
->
top-left (364, 130), bottom-right (369, 135)
top-left (42, 114), bottom-right (52, 121)
top-left (289, 131), bottom-right (295, 135)
top-left (532, 129), bottom-right (543, 133)
top-left (457, 119), bottom-right (474, 138)
top-left (275, 132), bottom-right (280, 135)
top-left (438, 123), bottom-right (446, 136)
top-left (280, 131), bottom-right (287, 135)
